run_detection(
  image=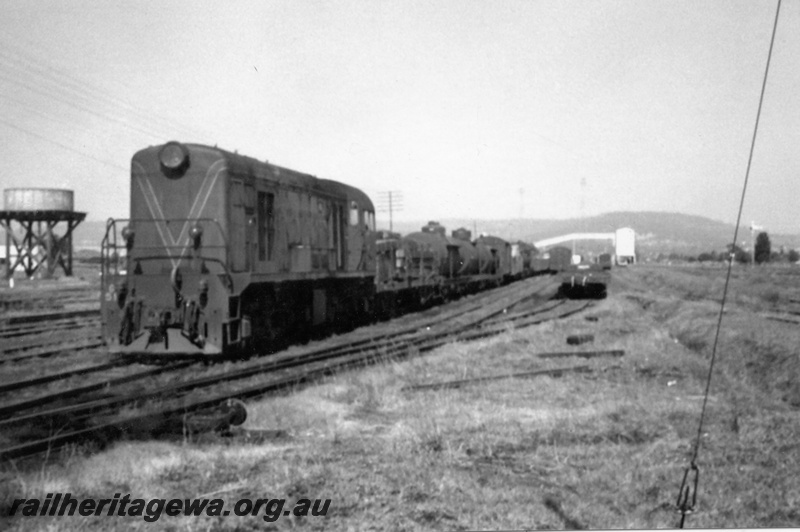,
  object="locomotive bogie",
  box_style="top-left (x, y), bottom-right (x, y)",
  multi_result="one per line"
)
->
top-left (238, 277), bottom-right (375, 352)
